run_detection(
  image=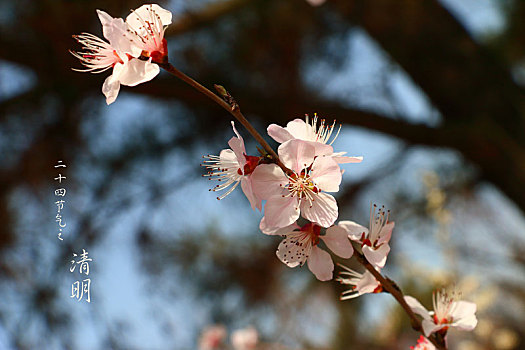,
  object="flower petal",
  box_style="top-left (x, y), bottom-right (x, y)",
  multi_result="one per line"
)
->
top-left (118, 59), bottom-right (160, 86)
top-left (336, 221), bottom-right (368, 241)
top-left (307, 246), bottom-right (334, 281)
top-left (102, 73), bottom-right (121, 105)
top-left (377, 221), bottom-right (395, 246)
top-left (300, 192), bottom-right (338, 228)
top-left (333, 155), bottom-right (363, 164)
top-left (451, 314), bottom-right (478, 332)
top-left (362, 243), bottom-right (390, 269)
top-left (278, 139), bottom-right (315, 173)
top-left (126, 4), bottom-right (172, 27)
top-left (240, 177), bottom-right (261, 211)
top-left (97, 10), bottom-right (142, 57)
top-left (251, 164), bottom-right (288, 200)
top-left (450, 301), bottom-right (477, 331)
top-left (285, 119), bottom-right (313, 140)
top-left (322, 226), bottom-right (353, 258)
top-left (422, 320), bottom-right (443, 337)
top-left (259, 217), bottom-right (299, 235)
top-left (276, 232), bottom-right (311, 268)
top-left (404, 296), bottom-right (431, 320)
top-left (263, 195), bottom-right (300, 229)
top-left (311, 155), bottom-right (342, 192)
top-left (228, 136), bottom-right (246, 169)
top-left (451, 301), bottom-right (477, 320)
top-left (227, 122), bottom-right (246, 169)
top-left (267, 124), bottom-right (294, 143)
